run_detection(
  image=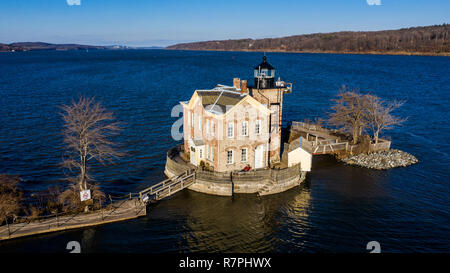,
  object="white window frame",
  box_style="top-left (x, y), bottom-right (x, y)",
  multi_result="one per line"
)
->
top-left (191, 113), bottom-right (194, 128)
top-left (255, 120), bottom-right (261, 135)
top-left (210, 146), bottom-right (214, 161)
top-left (227, 150), bottom-right (234, 164)
top-left (227, 122), bottom-right (234, 138)
top-left (211, 121), bottom-right (215, 137)
top-left (241, 148), bottom-right (248, 162)
top-left (187, 112), bottom-right (190, 128)
top-left (206, 144), bottom-right (209, 159)
top-left (199, 115), bottom-right (202, 131)
top-left (242, 121), bottom-right (248, 136)
top-left (206, 119), bottom-right (210, 135)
